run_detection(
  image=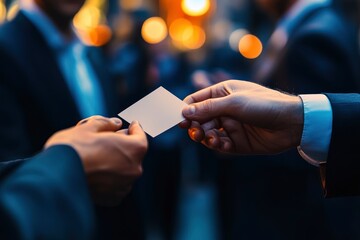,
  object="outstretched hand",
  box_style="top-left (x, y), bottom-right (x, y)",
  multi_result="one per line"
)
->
top-left (180, 80), bottom-right (304, 155)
